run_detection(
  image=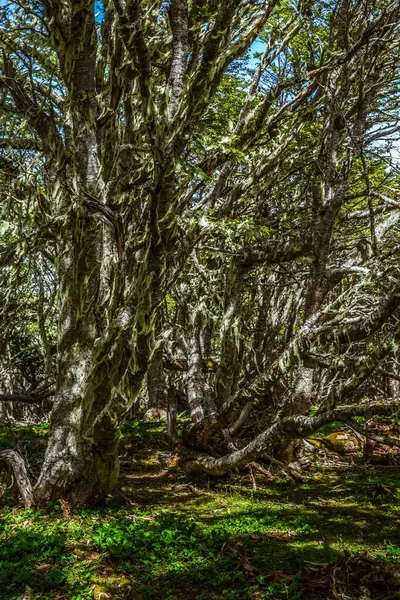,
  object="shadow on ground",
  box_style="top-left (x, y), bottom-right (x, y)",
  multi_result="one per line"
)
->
top-left (0, 421), bottom-right (400, 599)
